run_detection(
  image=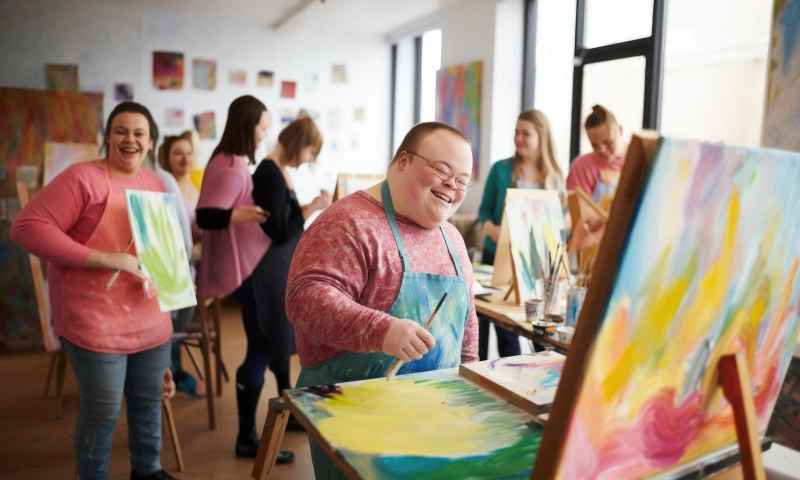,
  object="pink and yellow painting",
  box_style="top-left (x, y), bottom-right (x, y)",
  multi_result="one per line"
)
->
top-left (435, 61), bottom-right (481, 178)
top-left (555, 138), bottom-right (800, 478)
top-left (153, 51), bottom-right (184, 90)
